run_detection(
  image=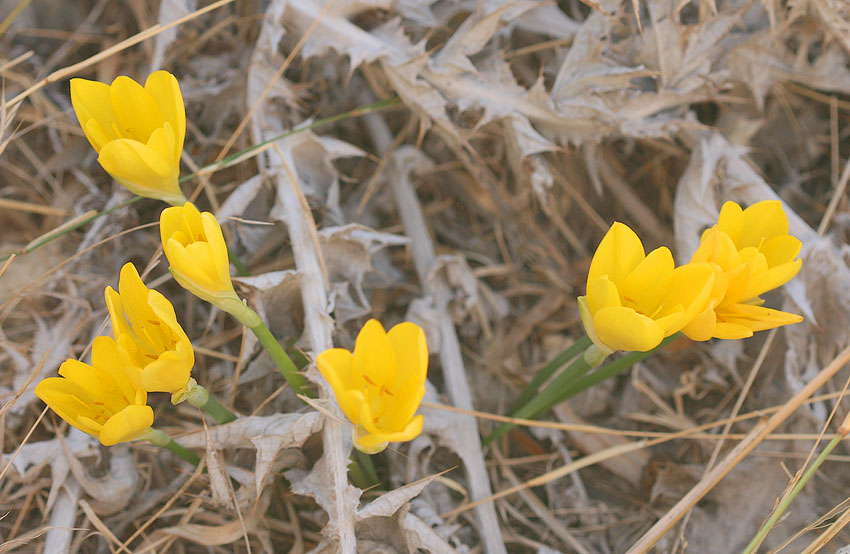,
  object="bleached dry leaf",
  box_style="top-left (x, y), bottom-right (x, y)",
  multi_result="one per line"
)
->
top-left (730, 33), bottom-right (850, 111)
top-left (161, 491), bottom-right (271, 547)
top-left (150, 0), bottom-right (196, 71)
top-left (285, 0), bottom-right (395, 71)
top-left (356, 475), bottom-right (436, 520)
top-left (63, 444), bottom-right (138, 515)
top-left (321, 223), bottom-right (408, 323)
top-left (267, 129), bottom-right (366, 222)
top-left (285, 452), bottom-right (362, 545)
top-left (203, 424), bottom-right (234, 508)
top-left (180, 412), bottom-right (323, 507)
top-left (1, 430), bottom-right (98, 513)
top-left (178, 412), bottom-right (323, 450)
top-left (402, 513), bottom-right (460, 553)
top-left (3, 310), bottom-right (88, 416)
top-left (235, 269), bottom-right (304, 343)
